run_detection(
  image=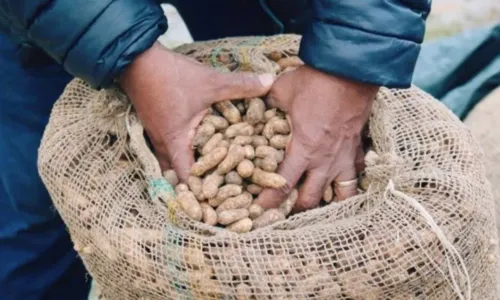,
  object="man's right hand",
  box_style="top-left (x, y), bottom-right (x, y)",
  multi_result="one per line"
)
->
top-left (120, 43), bottom-right (274, 181)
